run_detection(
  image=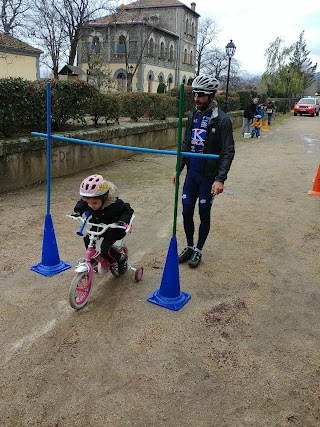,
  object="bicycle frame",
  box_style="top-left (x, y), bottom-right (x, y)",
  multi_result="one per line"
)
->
top-left (67, 213), bottom-right (142, 310)
top-left (67, 213), bottom-right (133, 274)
